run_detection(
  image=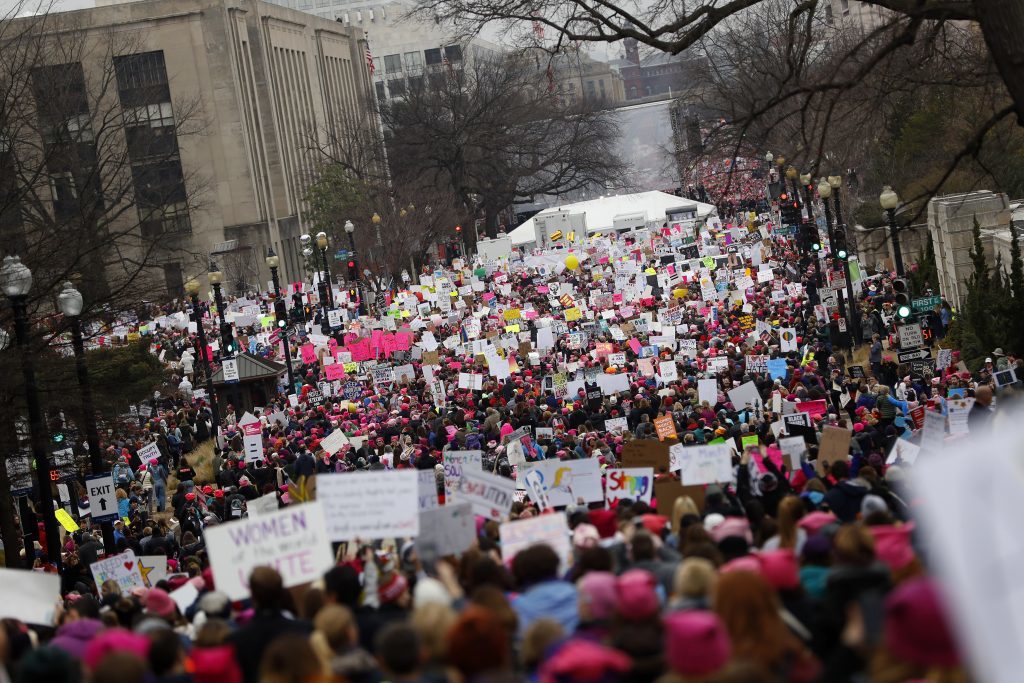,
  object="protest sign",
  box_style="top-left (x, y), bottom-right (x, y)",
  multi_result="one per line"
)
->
top-left (519, 458), bottom-right (603, 506)
top-left (418, 503), bottom-right (476, 557)
top-left (654, 414), bottom-right (677, 441)
top-left (672, 444), bottom-right (733, 486)
top-left (886, 438), bottom-right (921, 465)
top-left (605, 467), bottom-right (654, 504)
top-left (317, 471), bottom-right (419, 541)
top-left (605, 417), bottom-right (628, 434)
top-left (204, 502), bottom-right (334, 600)
top-left (621, 440), bottom-right (671, 472)
top-left (139, 556), bottom-right (168, 587)
top-left (921, 409), bottom-right (946, 453)
top-left (728, 381), bottom-right (762, 413)
top-left (523, 469), bottom-right (552, 510)
top-left (500, 513), bottom-right (572, 571)
top-left (698, 379), bottom-right (718, 406)
top-left (817, 426), bottom-right (852, 474)
top-left (653, 478), bottom-right (706, 516)
top-left (418, 469), bottom-right (440, 510)
top-left (0, 568), bottom-right (60, 625)
top-left (247, 492), bottom-right (280, 517)
top-left (443, 450), bottom-right (483, 499)
top-left (318, 429), bottom-right (349, 455)
top-left (91, 550), bottom-right (147, 595)
top-left (777, 436), bottom-right (807, 470)
top-left (452, 468), bottom-right (517, 520)
top-left (782, 412), bottom-right (812, 432)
